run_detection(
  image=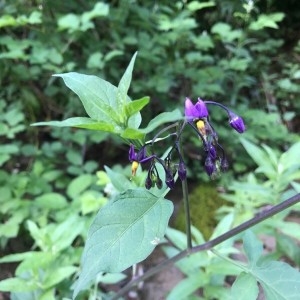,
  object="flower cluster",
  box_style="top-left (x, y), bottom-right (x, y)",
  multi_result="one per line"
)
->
top-left (128, 97), bottom-right (245, 189)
